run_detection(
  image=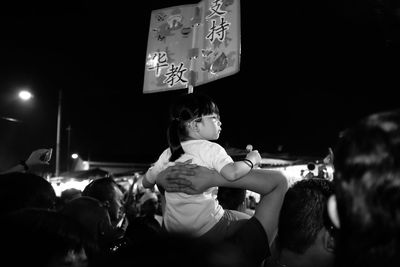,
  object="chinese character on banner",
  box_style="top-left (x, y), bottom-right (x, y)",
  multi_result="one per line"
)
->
top-left (143, 0), bottom-right (241, 94)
